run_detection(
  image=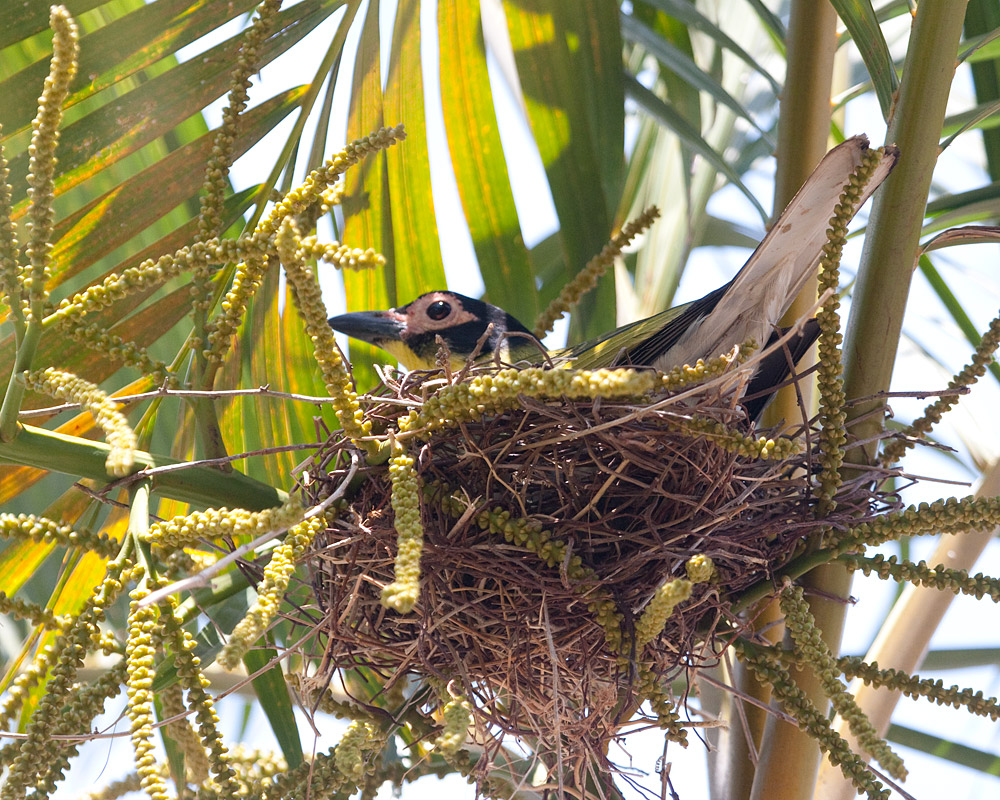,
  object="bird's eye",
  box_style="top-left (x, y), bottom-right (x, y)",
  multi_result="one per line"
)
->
top-left (426, 300), bottom-right (451, 321)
